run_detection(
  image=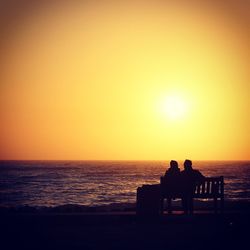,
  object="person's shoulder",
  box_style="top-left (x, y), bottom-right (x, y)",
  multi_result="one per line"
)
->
top-left (193, 169), bottom-right (201, 173)
top-left (194, 169), bottom-right (205, 177)
top-left (164, 169), bottom-right (171, 176)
